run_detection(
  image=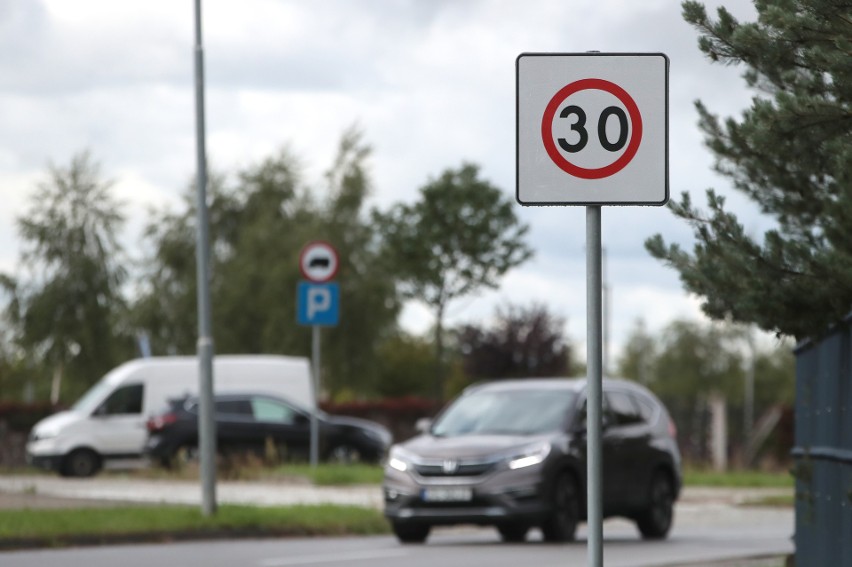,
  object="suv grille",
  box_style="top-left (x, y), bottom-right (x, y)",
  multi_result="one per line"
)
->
top-left (414, 460), bottom-right (497, 477)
